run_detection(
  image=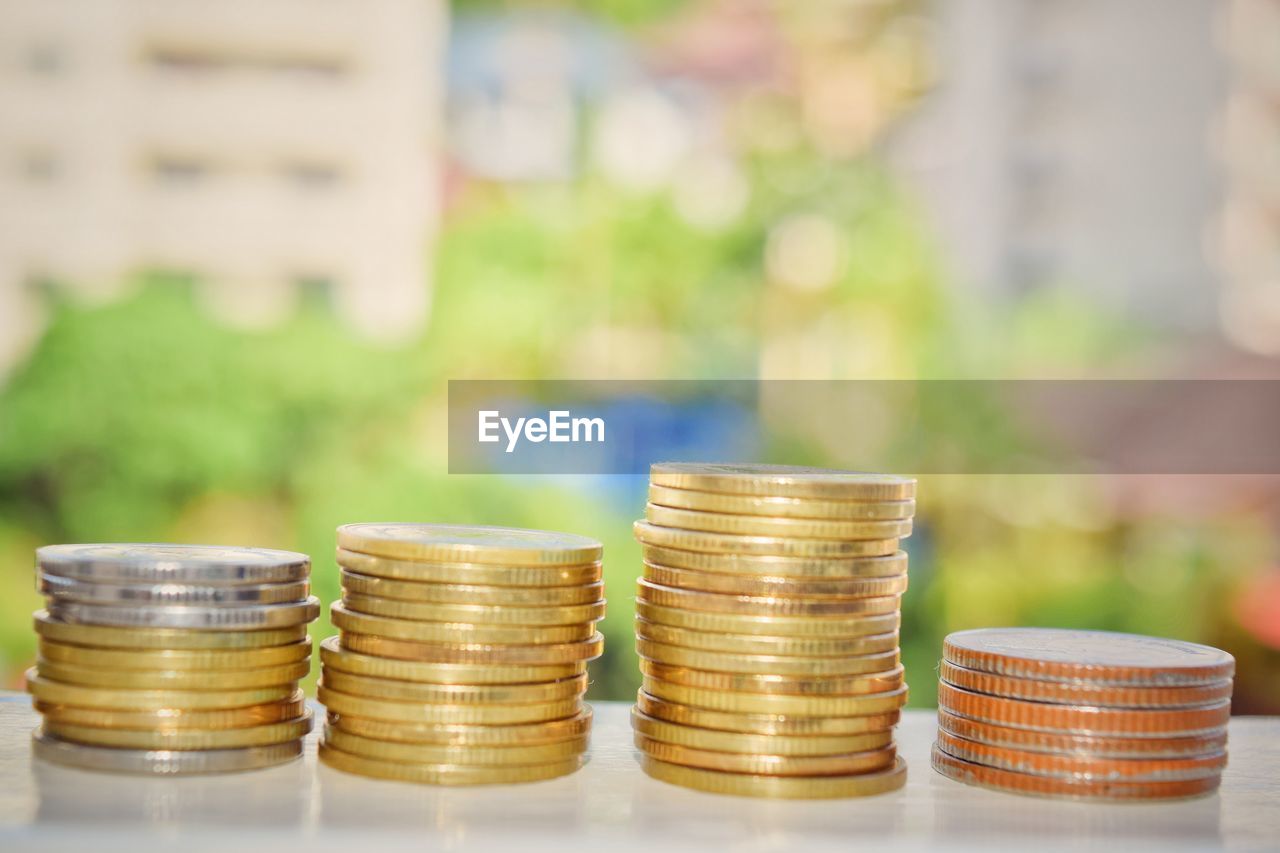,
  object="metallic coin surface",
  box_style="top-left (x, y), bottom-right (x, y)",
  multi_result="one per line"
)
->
top-left (319, 636), bottom-right (582, 684)
top-left (645, 505), bottom-right (913, 540)
top-left (38, 639), bottom-right (311, 671)
top-left (640, 546), bottom-right (907, 578)
top-left (339, 592), bottom-right (606, 626)
top-left (640, 753), bottom-right (908, 799)
top-left (637, 690), bottom-right (900, 736)
top-left (320, 669), bottom-right (586, 705)
top-left (317, 685), bottom-right (581, 725)
top-left (637, 579), bottom-right (900, 617)
top-left (634, 521), bottom-right (897, 558)
top-left (339, 570), bottom-right (605, 606)
top-left (630, 708), bottom-right (892, 757)
top-left (635, 734), bottom-right (897, 777)
top-left (336, 549), bottom-right (602, 587)
top-left (647, 485), bottom-right (916, 520)
top-left (327, 707), bottom-right (593, 746)
top-left (330, 603), bottom-right (594, 644)
top-left (47, 597), bottom-right (320, 631)
top-left (635, 618), bottom-right (898, 657)
top-left (38, 574), bottom-right (310, 606)
top-left (32, 731), bottom-right (303, 775)
top-left (37, 543), bottom-right (309, 584)
top-left (340, 631), bottom-right (604, 665)
top-left (637, 638), bottom-right (899, 677)
top-left (647, 463), bottom-right (916, 500)
top-left (322, 726), bottom-right (587, 766)
top-left (35, 694), bottom-right (307, 730)
top-left (943, 628), bottom-right (1236, 686)
top-left (45, 712), bottom-right (314, 750)
top-left (939, 661), bottom-right (1235, 709)
top-left (636, 600), bottom-right (899, 638)
top-left (34, 659), bottom-right (310, 690)
top-left (639, 659), bottom-right (905, 696)
top-left (642, 563), bottom-right (907, 599)
top-left (33, 612), bottom-right (308, 649)
top-left (318, 742), bottom-right (582, 785)
top-left (26, 671), bottom-right (296, 710)
top-left (935, 709), bottom-right (1228, 758)
top-left (336, 523), bottom-right (602, 566)
top-left (643, 677), bottom-right (908, 716)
